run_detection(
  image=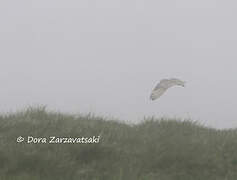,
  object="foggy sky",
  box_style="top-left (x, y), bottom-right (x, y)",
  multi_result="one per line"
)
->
top-left (0, 0), bottom-right (236, 128)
